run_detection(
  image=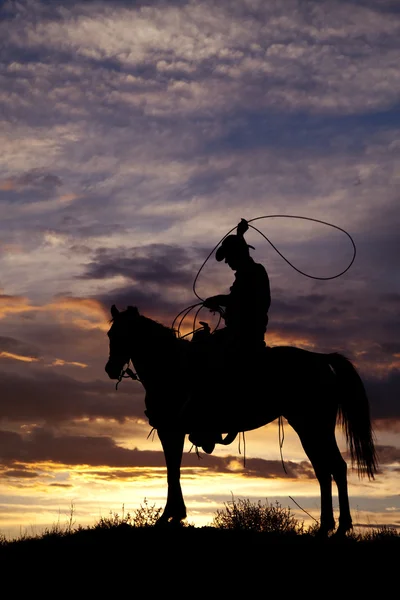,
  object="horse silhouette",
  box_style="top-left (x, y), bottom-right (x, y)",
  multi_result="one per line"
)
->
top-left (105, 304), bottom-right (378, 536)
